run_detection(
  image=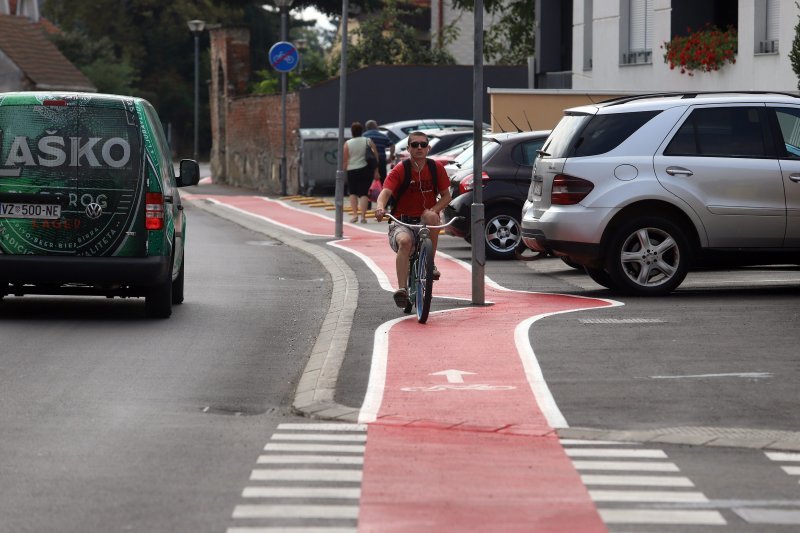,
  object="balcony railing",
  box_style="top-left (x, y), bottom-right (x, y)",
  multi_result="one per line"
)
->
top-left (621, 49), bottom-right (652, 65)
top-left (758, 40), bottom-right (778, 54)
